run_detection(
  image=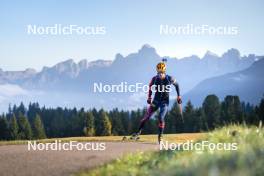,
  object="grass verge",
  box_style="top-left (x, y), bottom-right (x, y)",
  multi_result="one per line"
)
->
top-left (78, 125), bottom-right (264, 176)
